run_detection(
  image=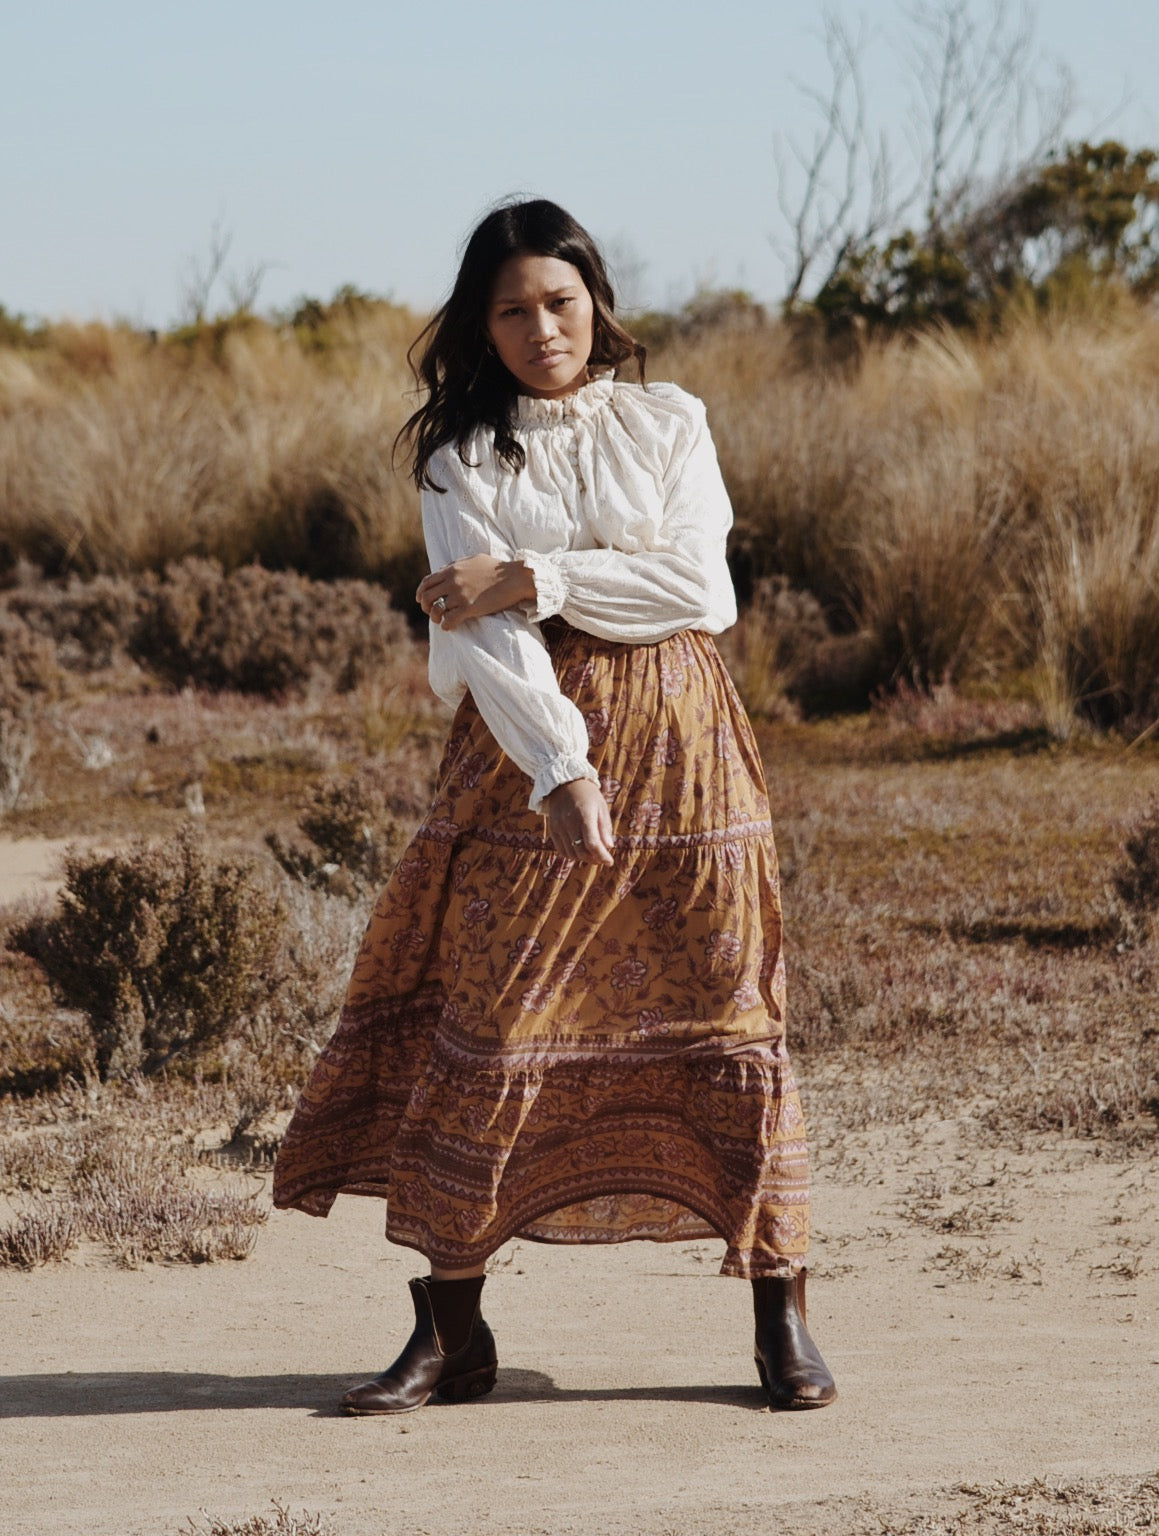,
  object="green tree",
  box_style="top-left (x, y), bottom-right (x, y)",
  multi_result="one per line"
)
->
top-left (810, 140), bottom-right (1159, 333)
